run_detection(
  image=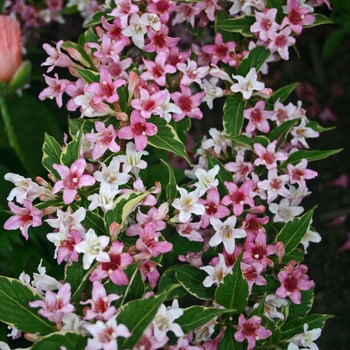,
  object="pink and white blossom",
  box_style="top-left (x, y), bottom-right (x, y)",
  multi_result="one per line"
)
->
top-left (230, 68), bottom-right (265, 100)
